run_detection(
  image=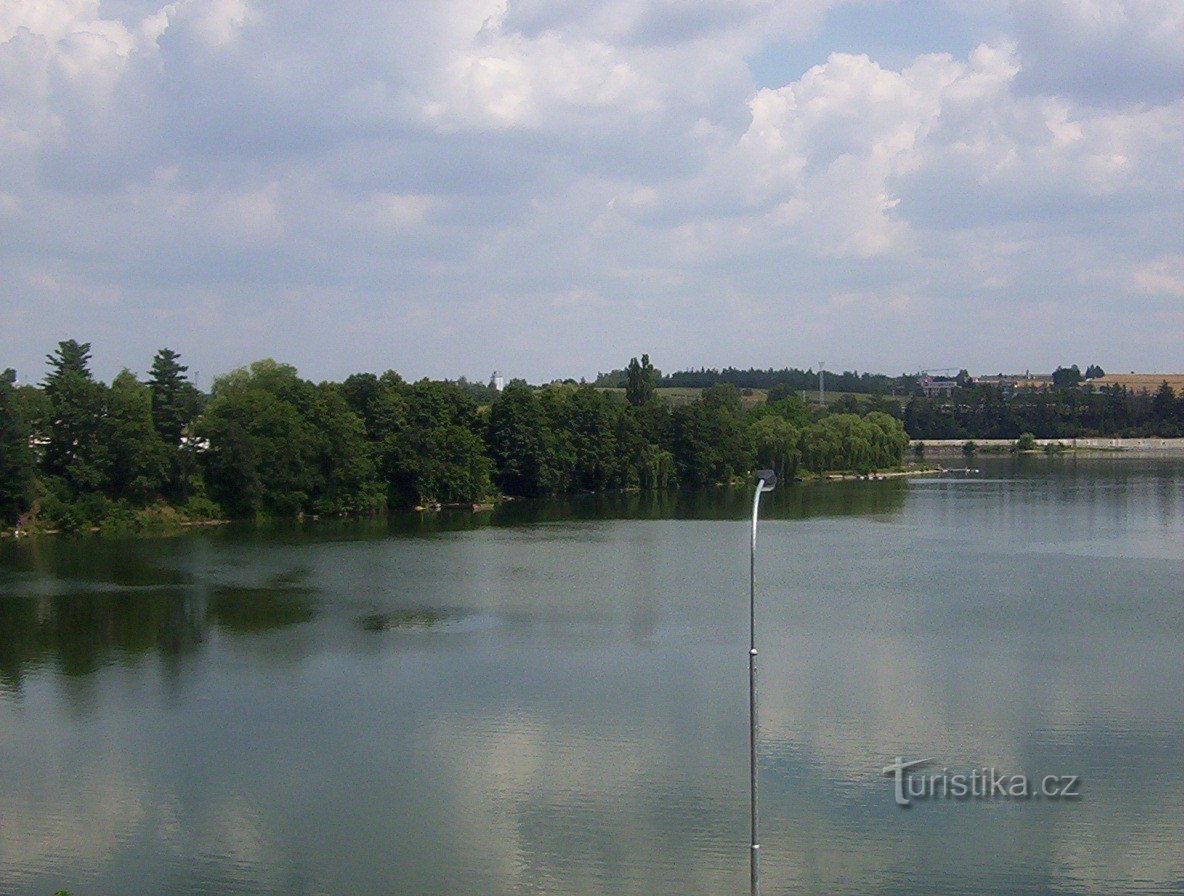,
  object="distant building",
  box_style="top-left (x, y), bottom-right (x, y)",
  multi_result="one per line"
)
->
top-left (490, 371), bottom-right (504, 392)
top-left (972, 371), bottom-right (1053, 391)
top-left (918, 375), bottom-right (958, 397)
